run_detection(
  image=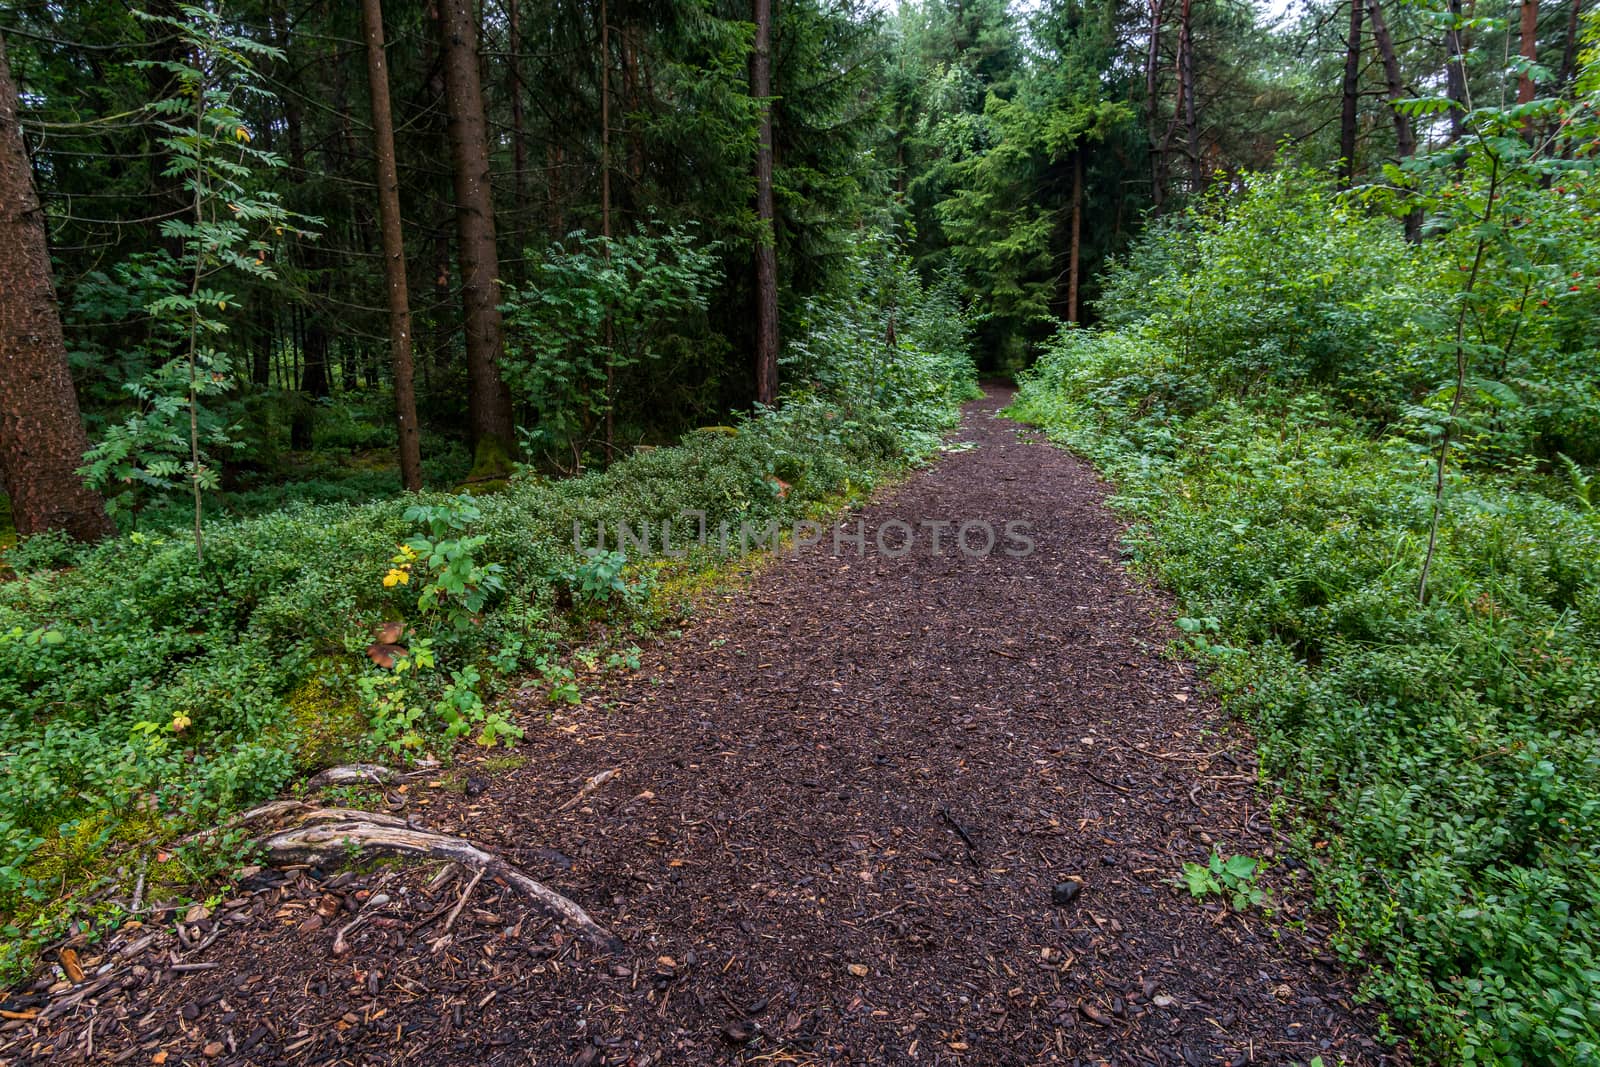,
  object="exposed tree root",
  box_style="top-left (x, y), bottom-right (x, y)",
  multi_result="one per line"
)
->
top-left (305, 763), bottom-right (400, 790)
top-left (251, 809), bottom-right (622, 953)
top-left (175, 801), bottom-right (408, 847)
